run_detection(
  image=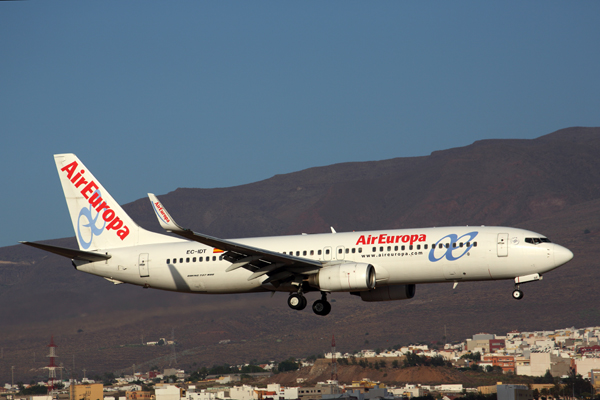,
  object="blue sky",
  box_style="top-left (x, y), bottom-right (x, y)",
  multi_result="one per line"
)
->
top-left (1, 2), bottom-right (599, 248)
